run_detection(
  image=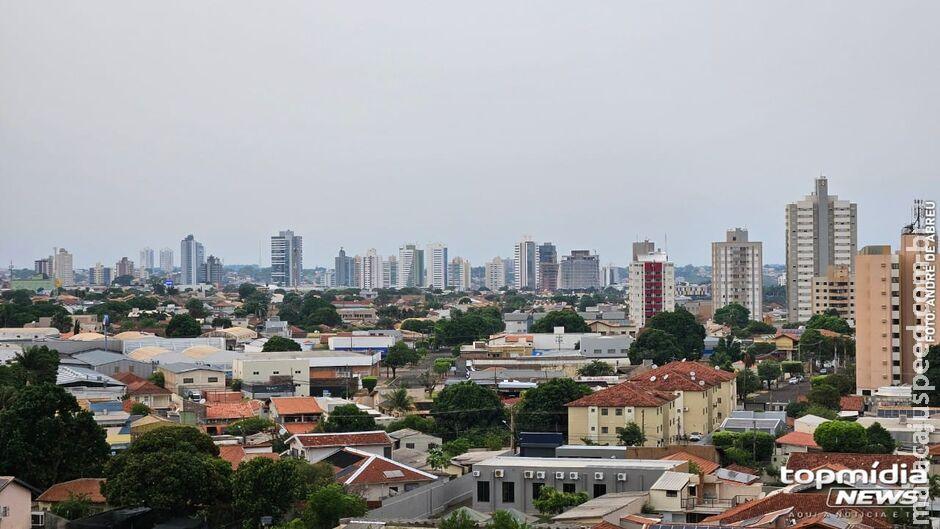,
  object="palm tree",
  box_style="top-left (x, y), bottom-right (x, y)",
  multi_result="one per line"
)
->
top-left (15, 346), bottom-right (59, 386)
top-left (383, 387), bottom-right (414, 417)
